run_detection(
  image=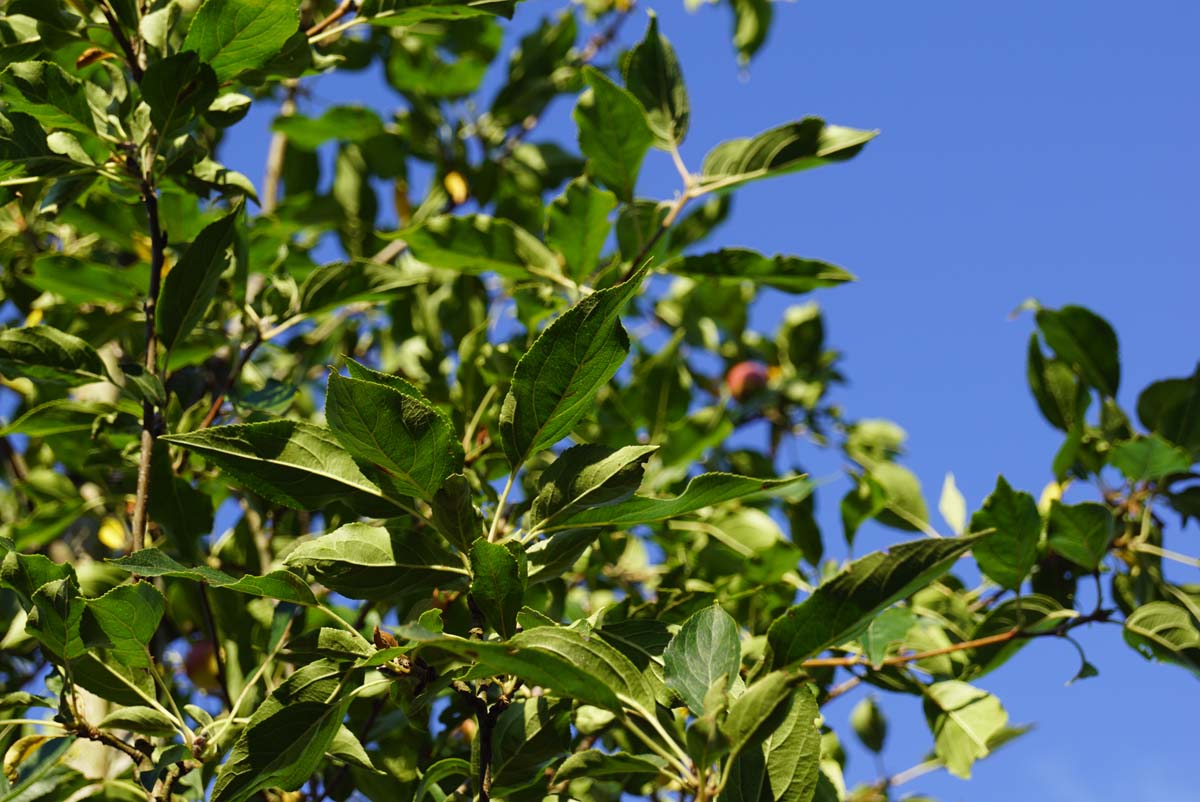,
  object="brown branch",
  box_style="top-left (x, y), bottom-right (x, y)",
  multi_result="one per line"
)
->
top-left (0, 435), bottom-right (29, 483)
top-left (130, 181), bottom-right (167, 552)
top-left (198, 328), bottom-right (265, 430)
top-left (72, 721), bottom-right (153, 771)
top-left (98, 2), bottom-right (143, 82)
top-left (261, 81), bottom-right (300, 215)
top-left (306, 0), bottom-right (358, 37)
